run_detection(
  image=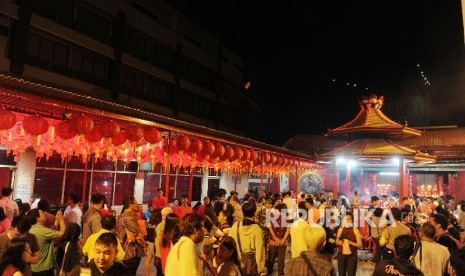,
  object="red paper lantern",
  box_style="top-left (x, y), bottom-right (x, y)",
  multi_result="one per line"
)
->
top-left (270, 154), bottom-right (277, 164)
top-left (85, 125), bottom-right (103, 142)
top-left (276, 155), bottom-right (283, 165)
top-left (126, 125), bottom-right (145, 142)
top-left (101, 120), bottom-right (121, 138)
top-left (70, 114), bottom-right (94, 135)
top-left (55, 121), bottom-right (77, 140)
top-left (223, 146), bottom-right (235, 161)
top-left (23, 115), bottom-right (49, 136)
top-left (263, 152), bottom-right (271, 164)
top-left (189, 139), bottom-right (203, 154)
top-left (0, 109), bottom-right (16, 130)
top-left (112, 131), bottom-right (126, 146)
top-left (202, 141), bottom-right (215, 156)
top-left (145, 128), bottom-right (162, 144)
top-left (282, 157), bottom-right (289, 166)
top-left (242, 149), bottom-right (251, 161)
top-left (214, 143), bottom-right (225, 159)
top-left (234, 147), bottom-right (244, 160)
top-left (289, 159), bottom-right (295, 166)
top-left (176, 136), bottom-right (191, 151)
top-left (250, 150), bottom-right (258, 162)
